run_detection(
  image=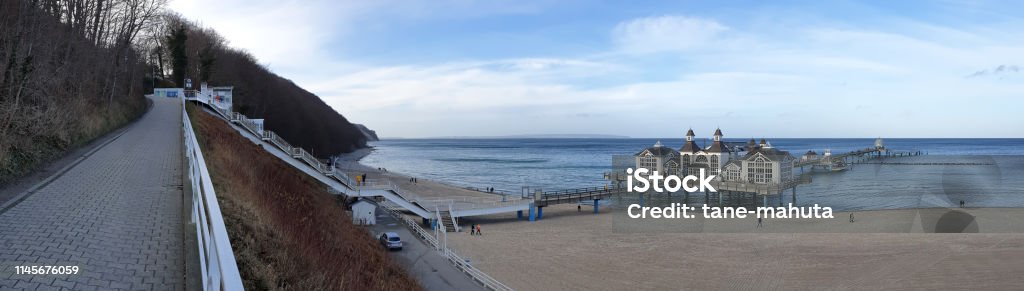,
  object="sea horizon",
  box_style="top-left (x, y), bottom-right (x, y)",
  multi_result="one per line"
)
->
top-left (360, 138), bottom-right (1024, 212)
